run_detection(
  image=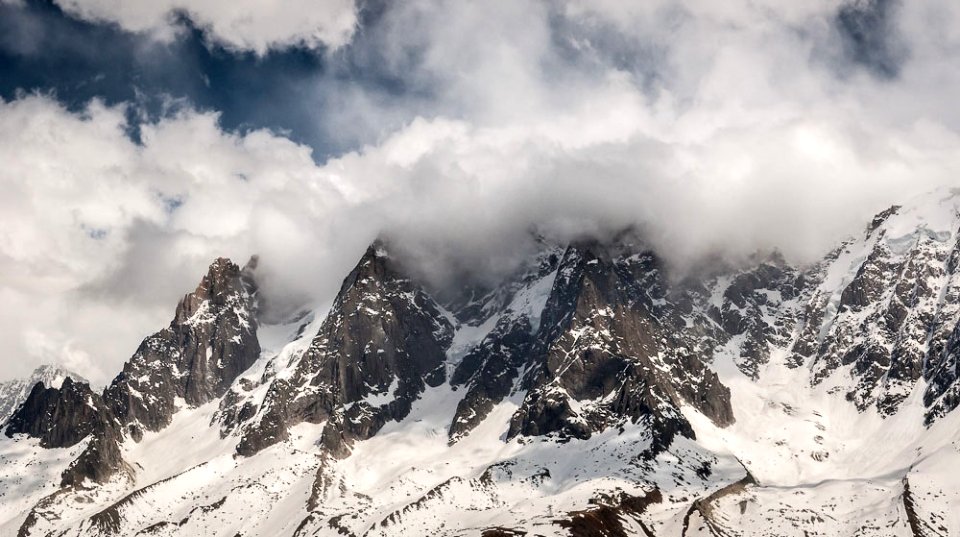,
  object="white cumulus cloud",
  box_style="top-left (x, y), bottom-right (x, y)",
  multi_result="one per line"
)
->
top-left (53, 0), bottom-right (357, 53)
top-left (1, 0), bottom-right (960, 383)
